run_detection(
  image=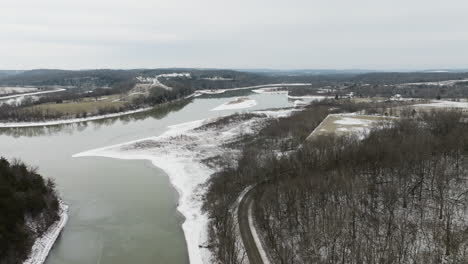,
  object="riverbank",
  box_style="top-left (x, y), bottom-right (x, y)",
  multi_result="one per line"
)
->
top-left (23, 201), bottom-right (69, 264)
top-left (0, 107), bottom-right (153, 128)
top-left (73, 109), bottom-right (293, 264)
